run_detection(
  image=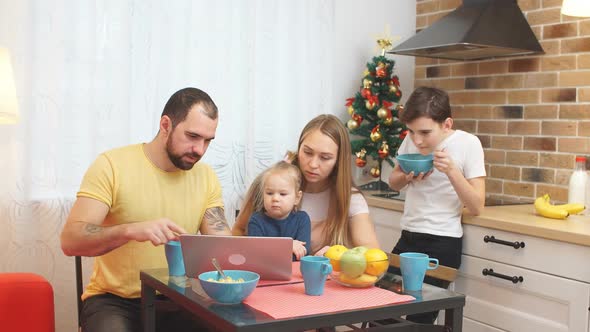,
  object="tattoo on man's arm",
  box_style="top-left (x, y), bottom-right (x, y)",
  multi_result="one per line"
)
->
top-left (84, 223), bottom-right (103, 234)
top-left (204, 207), bottom-right (230, 231)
